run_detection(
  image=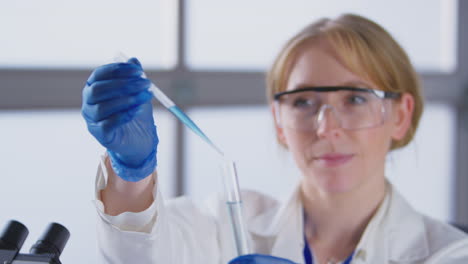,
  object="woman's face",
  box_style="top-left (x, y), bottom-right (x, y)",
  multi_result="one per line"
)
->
top-left (274, 40), bottom-right (414, 195)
